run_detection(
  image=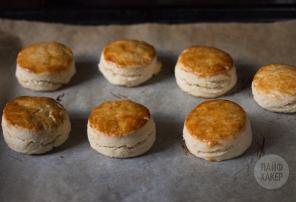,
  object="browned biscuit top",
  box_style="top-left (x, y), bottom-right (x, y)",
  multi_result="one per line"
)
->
top-left (3, 96), bottom-right (66, 131)
top-left (88, 99), bottom-right (151, 136)
top-left (178, 46), bottom-right (233, 77)
top-left (103, 40), bottom-right (156, 68)
top-left (185, 99), bottom-right (246, 146)
top-left (252, 64), bottom-right (296, 96)
top-left (17, 42), bottom-right (73, 74)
